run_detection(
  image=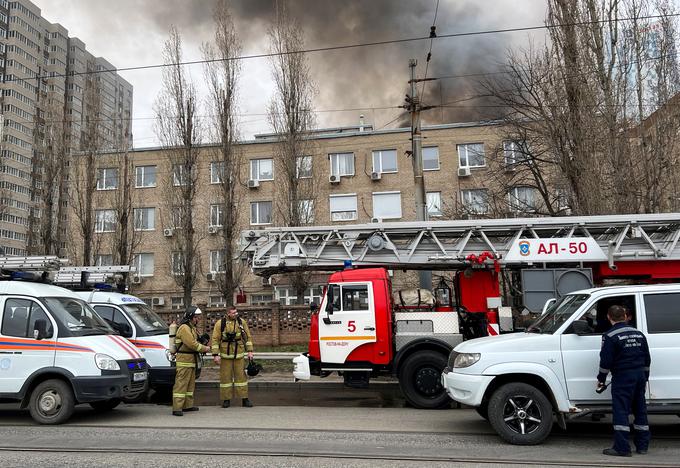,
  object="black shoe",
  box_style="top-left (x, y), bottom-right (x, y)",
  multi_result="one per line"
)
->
top-left (602, 448), bottom-right (632, 457)
top-left (222, 400), bottom-right (230, 408)
top-left (242, 398), bottom-right (253, 408)
top-left (172, 411), bottom-right (183, 416)
top-left (183, 406), bottom-right (199, 412)
top-left (636, 449), bottom-right (648, 455)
